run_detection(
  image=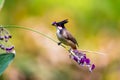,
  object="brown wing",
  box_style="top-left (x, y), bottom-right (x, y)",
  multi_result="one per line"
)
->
top-left (62, 29), bottom-right (79, 47)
